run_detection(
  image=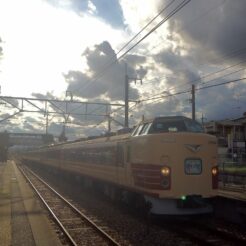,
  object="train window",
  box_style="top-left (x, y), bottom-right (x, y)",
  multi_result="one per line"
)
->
top-left (139, 123), bottom-right (152, 135)
top-left (168, 127), bottom-right (178, 132)
top-left (151, 121), bottom-right (186, 133)
top-left (149, 118), bottom-right (204, 133)
top-left (184, 119), bottom-right (203, 132)
top-left (184, 159), bottom-right (202, 175)
top-left (131, 126), bottom-right (139, 136)
top-left (132, 124), bottom-right (144, 136)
